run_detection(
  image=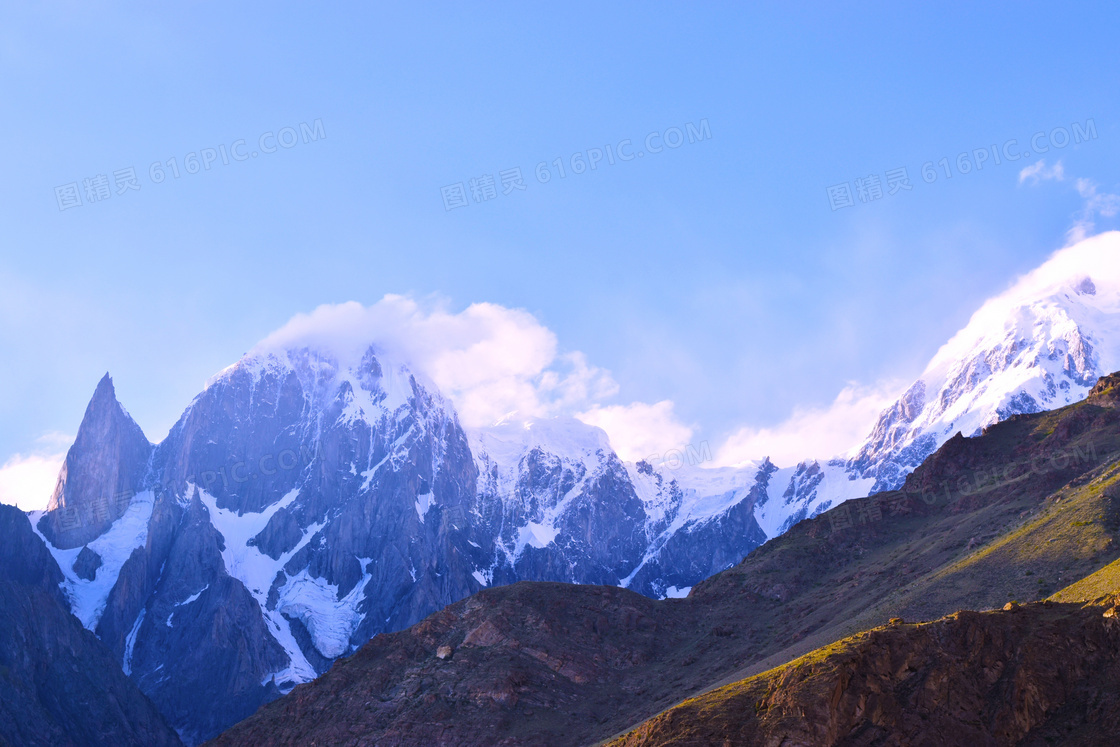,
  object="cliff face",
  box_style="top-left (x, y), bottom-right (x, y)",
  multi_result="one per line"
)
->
top-left (18, 352), bottom-right (758, 743)
top-left (0, 505), bottom-right (182, 747)
top-left (39, 374), bottom-right (152, 549)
